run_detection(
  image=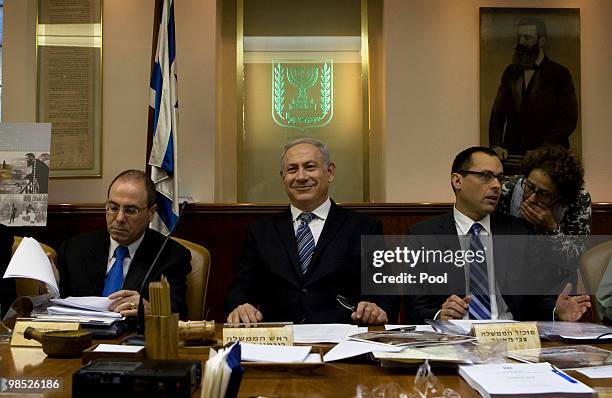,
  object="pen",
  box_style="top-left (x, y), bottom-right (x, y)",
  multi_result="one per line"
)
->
top-left (387, 326), bottom-right (416, 332)
top-left (336, 295), bottom-right (356, 312)
top-left (551, 365), bottom-right (577, 384)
